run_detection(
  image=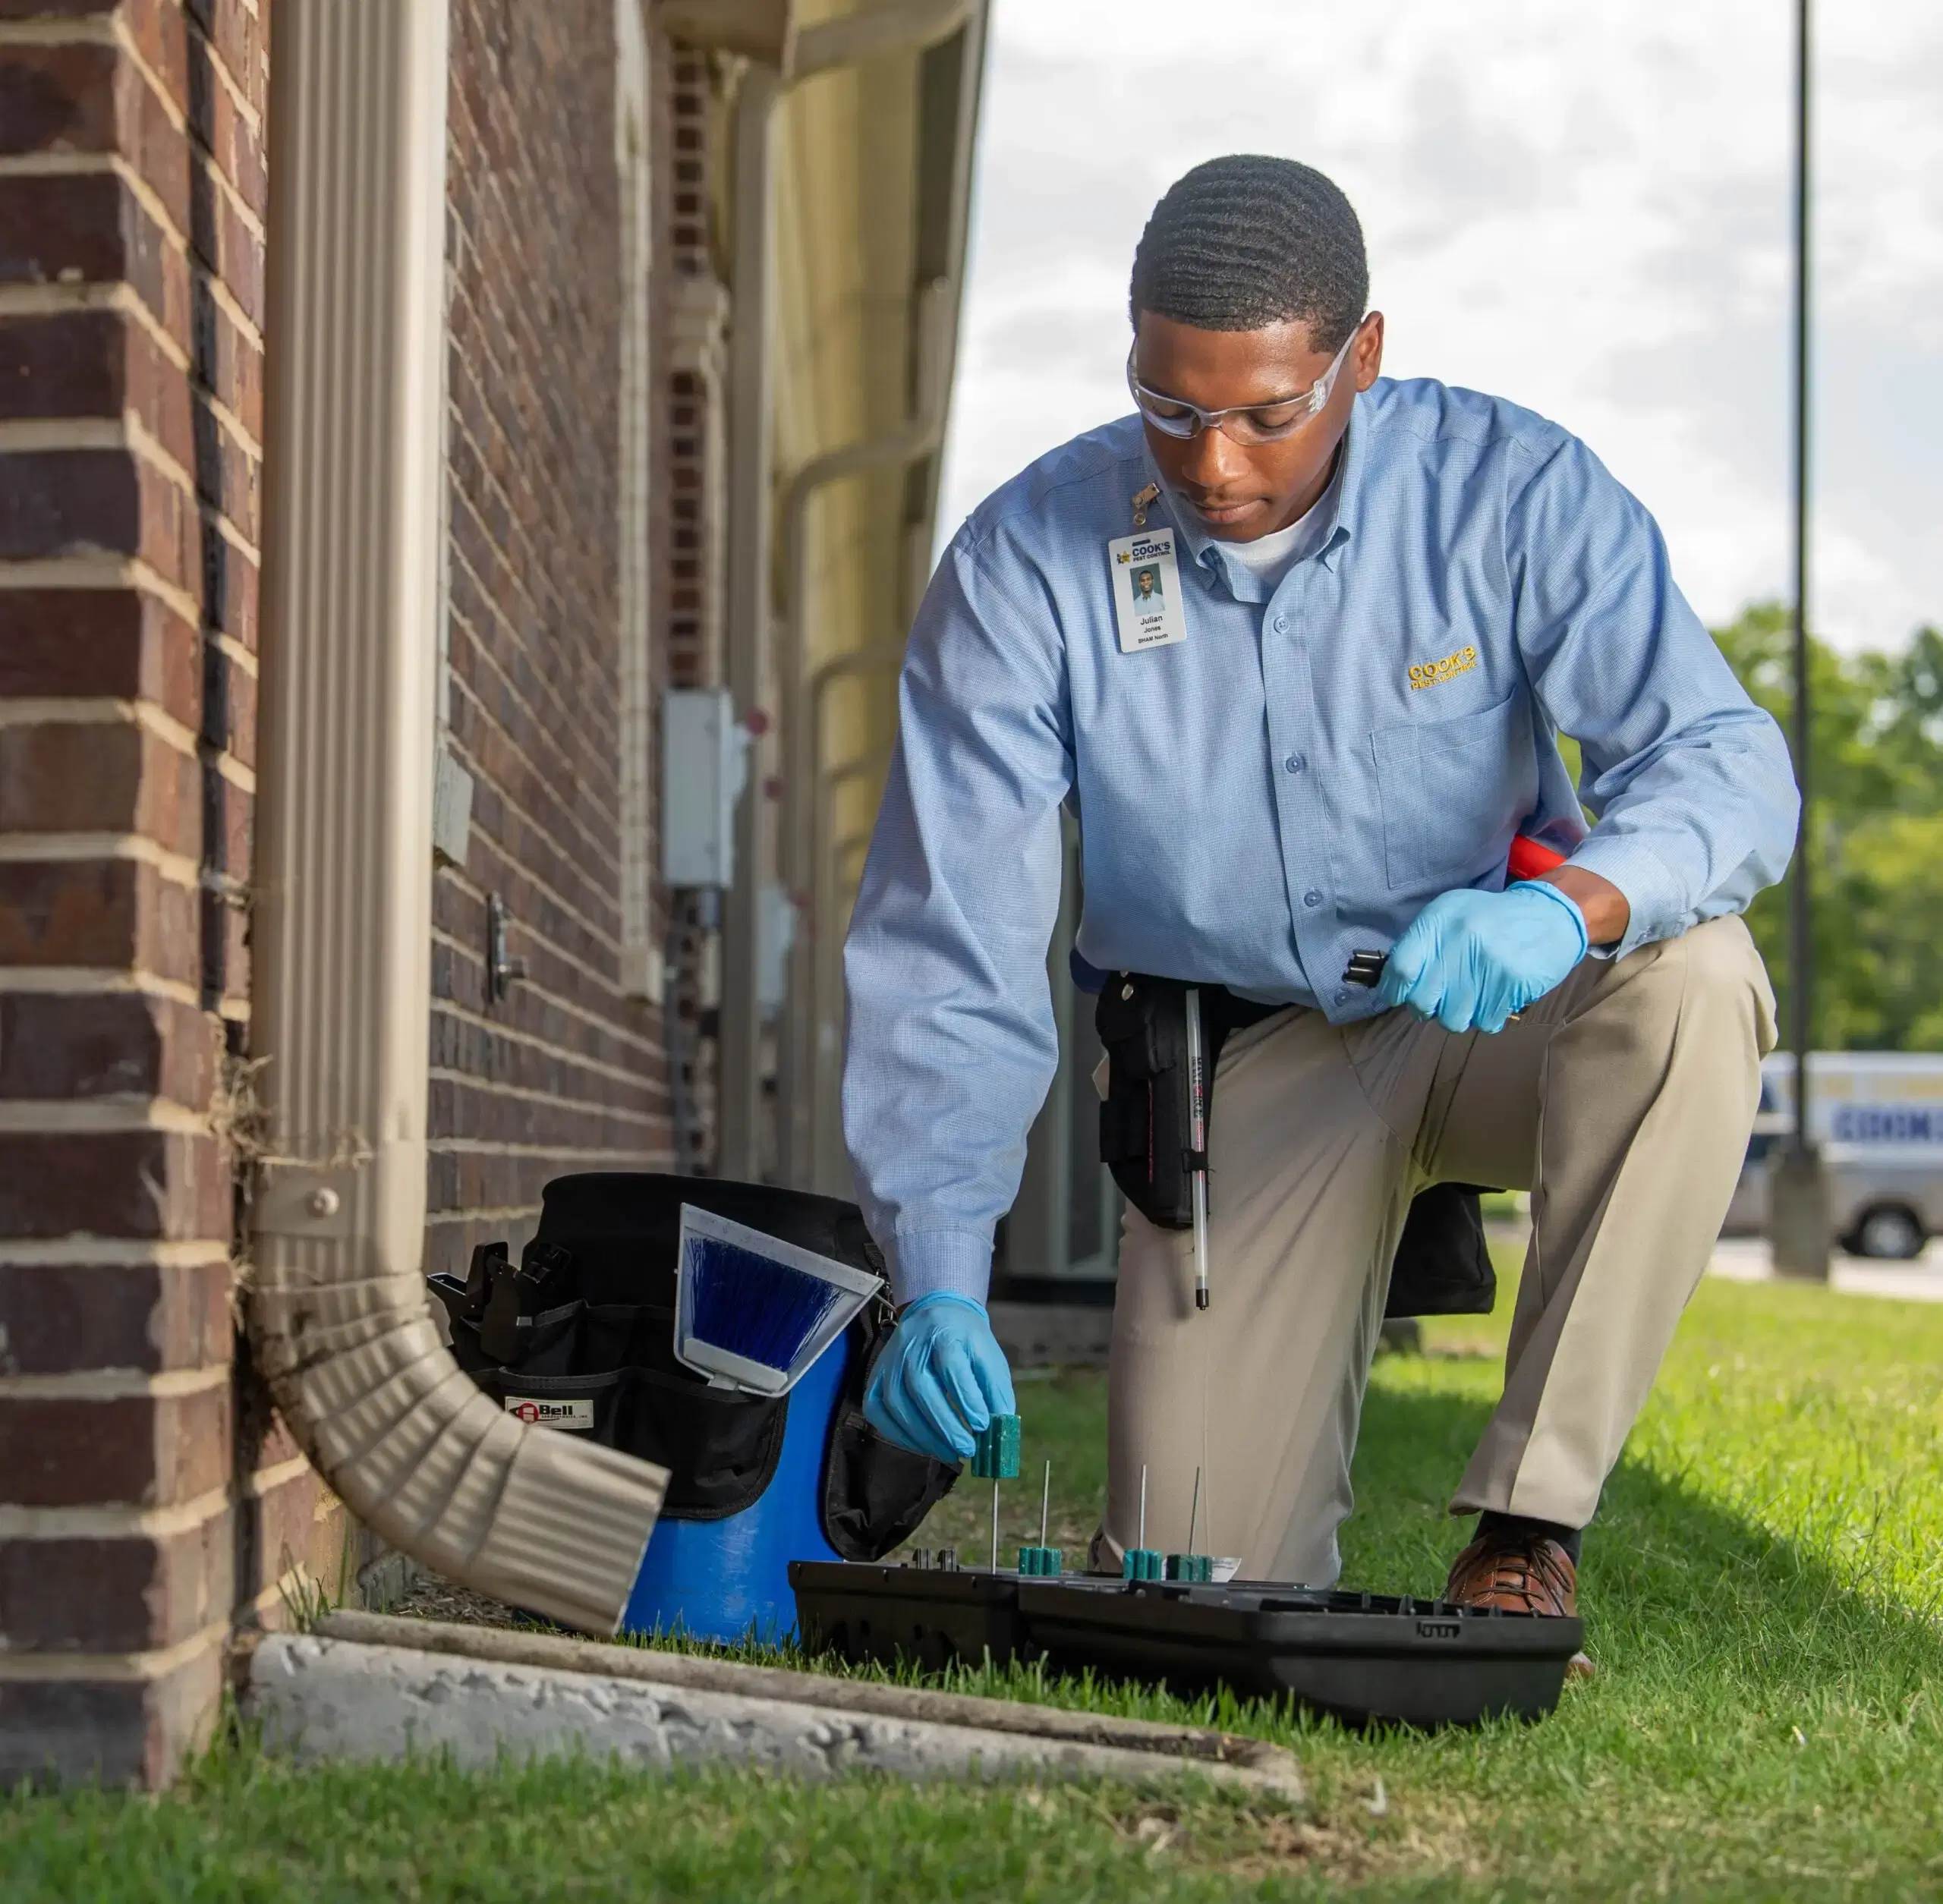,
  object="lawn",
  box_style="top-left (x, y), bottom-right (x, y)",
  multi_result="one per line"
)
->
top-left (9, 1263), bottom-right (1943, 1901)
